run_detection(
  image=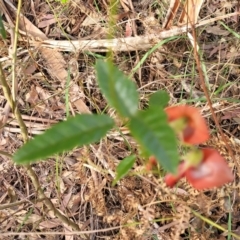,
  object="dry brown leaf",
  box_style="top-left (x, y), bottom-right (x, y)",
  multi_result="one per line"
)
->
top-left (18, 14), bottom-right (47, 40)
top-left (68, 195), bottom-right (82, 213)
top-left (17, 12), bottom-right (67, 96)
top-left (26, 85), bottom-right (39, 105)
top-left (62, 170), bottom-right (77, 181)
top-left (71, 0), bottom-right (106, 27)
top-left (205, 25), bottom-right (230, 36)
top-left (25, 85), bottom-right (54, 114)
top-left (2, 0), bottom-right (47, 41)
top-left (39, 219), bottom-right (62, 229)
top-left (72, 99), bottom-right (91, 114)
top-left (23, 60), bottom-right (37, 76)
top-left (36, 86), bottom-right (51, 102)
top-left (208, 44), bottom-right (227, 58)
top-left (61, 190), bottom-right (73, 211)
top-left (38, 18), bottom-right (56, 28)
top-left (82, 16), bottom-right (102, 26)
top-left (40, 48), bottom-right (68, 86)
top-left (68, 81), bottom-right (91, 114)
top-left (69, 82), bottom-right (85, 101)
top-left (0, 136), bottom-right (7, 146)
top-left (56, 176), bottom-right (66, 194)
top-left (179, 0), bottom-right (205, 25)
top-left (16, 213), bottom-right (42, 224)
top-left (63, 224), bottom-right (74, 240)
